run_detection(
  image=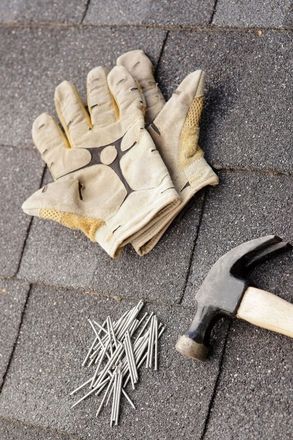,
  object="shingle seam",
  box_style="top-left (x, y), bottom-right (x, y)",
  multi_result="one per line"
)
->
top-left (209, 0), bottom-right (219, 25)
top-left (14, 165), bottom-right (47, 277)
top-left (80, 0), bottom-right (91, 24)
top-left (200, 321), bottom-right (232, 440)
top-left (0, 284), bottom-right (32, 394)
top-left (0, 415), bottom-right (80, 440)
top-left (155, 30), bottom-right (169, 77)
top-left (178, 189), bottom-right (208, 305)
